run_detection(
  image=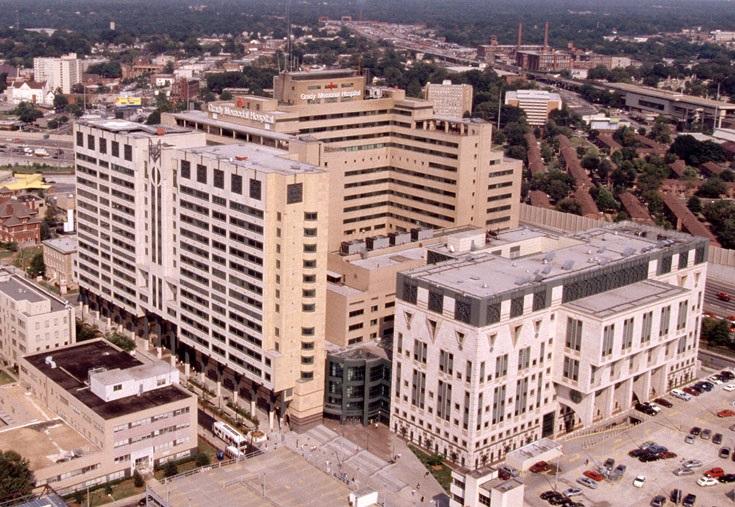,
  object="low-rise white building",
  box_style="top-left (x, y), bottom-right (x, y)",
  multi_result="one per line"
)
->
top-left (449, 466), bottom-right (524, 507)
top-left (5, 80), bottom-right (53, 106)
